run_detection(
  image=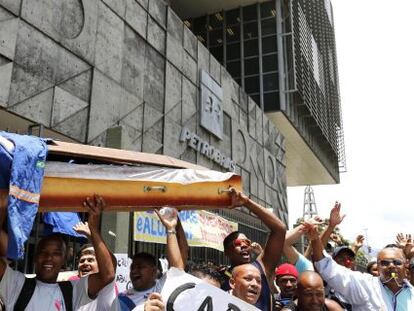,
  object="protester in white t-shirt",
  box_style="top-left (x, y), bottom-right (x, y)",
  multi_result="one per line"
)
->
top-left (70, 222), bottom-right (118, 311)
top-left (111, 208), bottom-right (188, 311)
top-left (0, 194), bottom-right (116, 310)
